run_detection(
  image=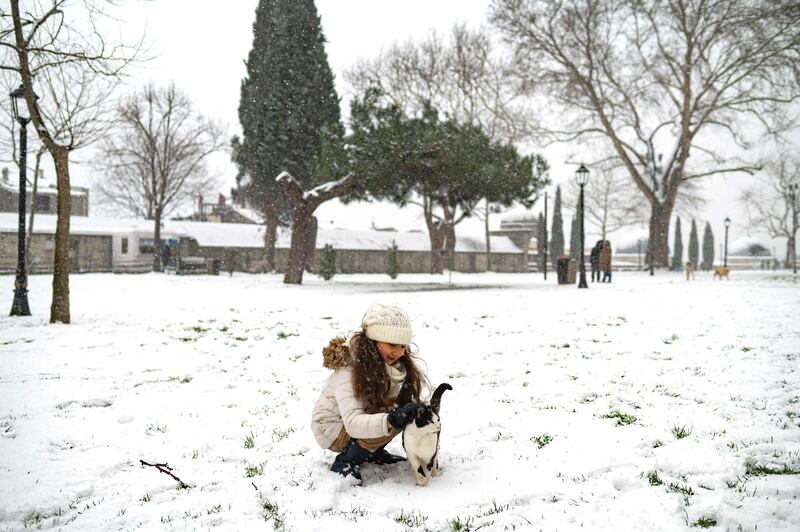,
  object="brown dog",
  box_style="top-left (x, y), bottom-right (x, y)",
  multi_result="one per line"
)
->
top-left (685, 261), bottom-right (695, 280)
top-left (712, 266), bottom-right (730, 280)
